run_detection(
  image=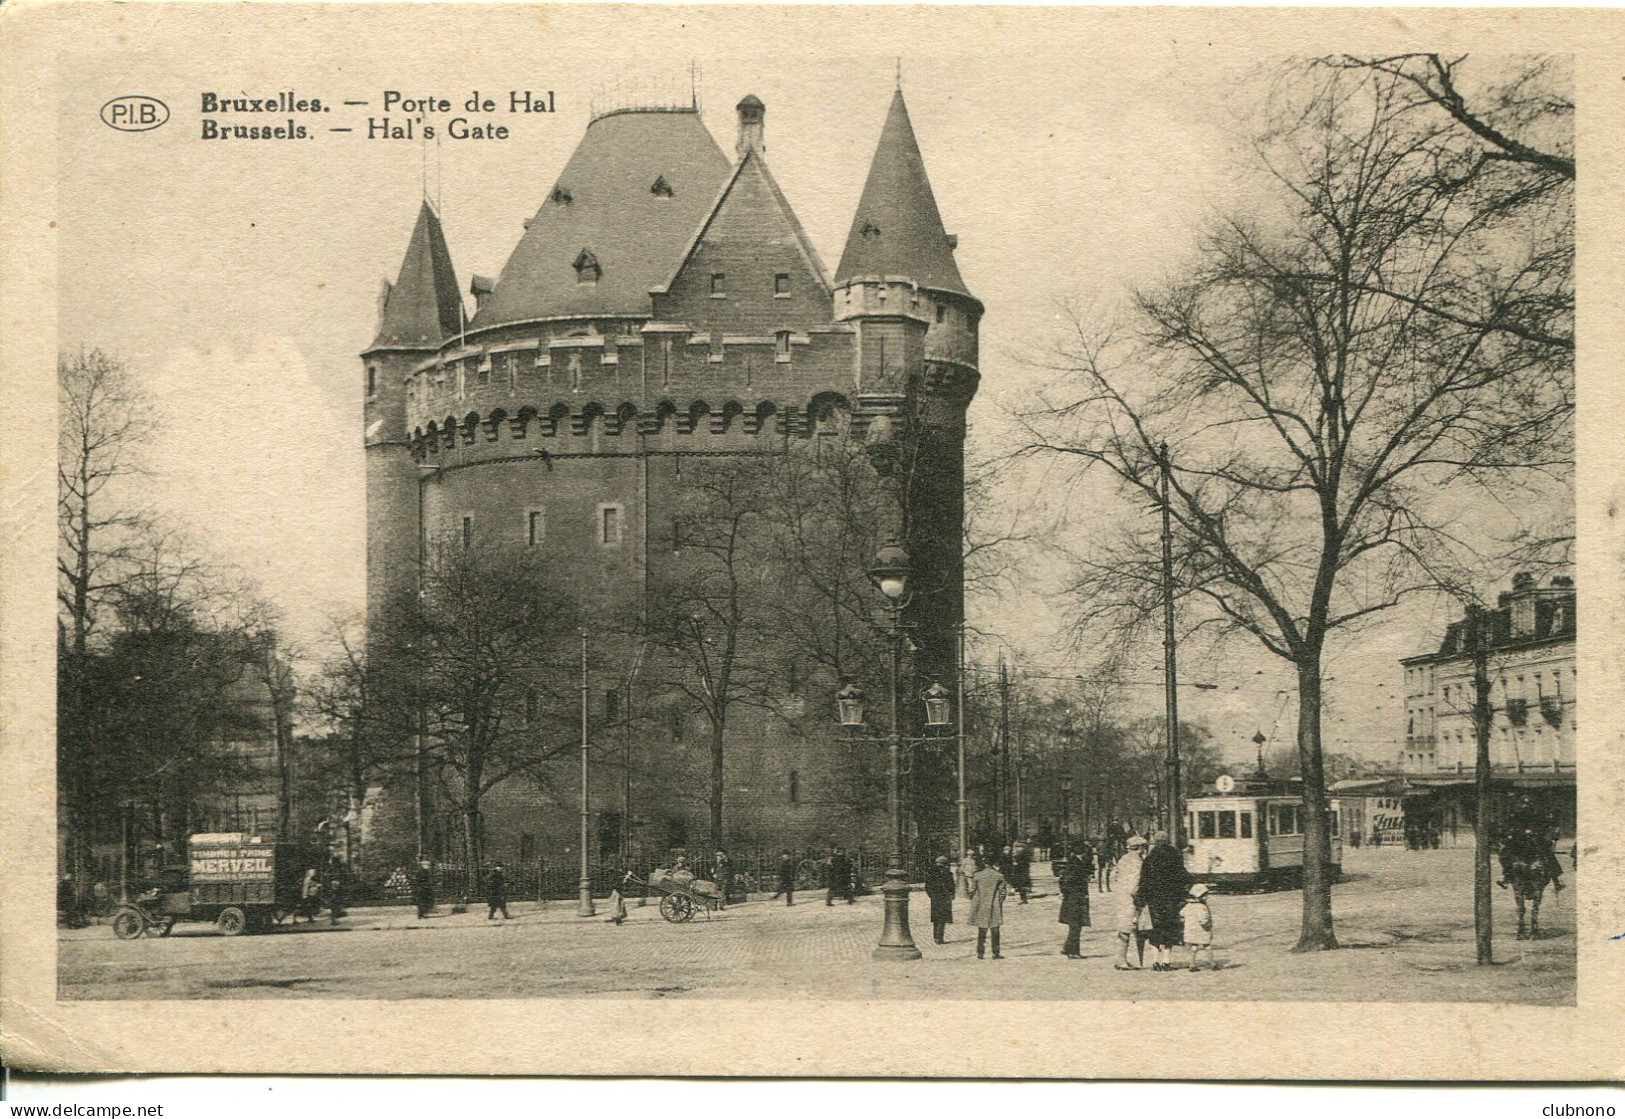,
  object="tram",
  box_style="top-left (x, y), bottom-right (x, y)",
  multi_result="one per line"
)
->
top-left (1185, 775), bottom-right (1343, 890)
